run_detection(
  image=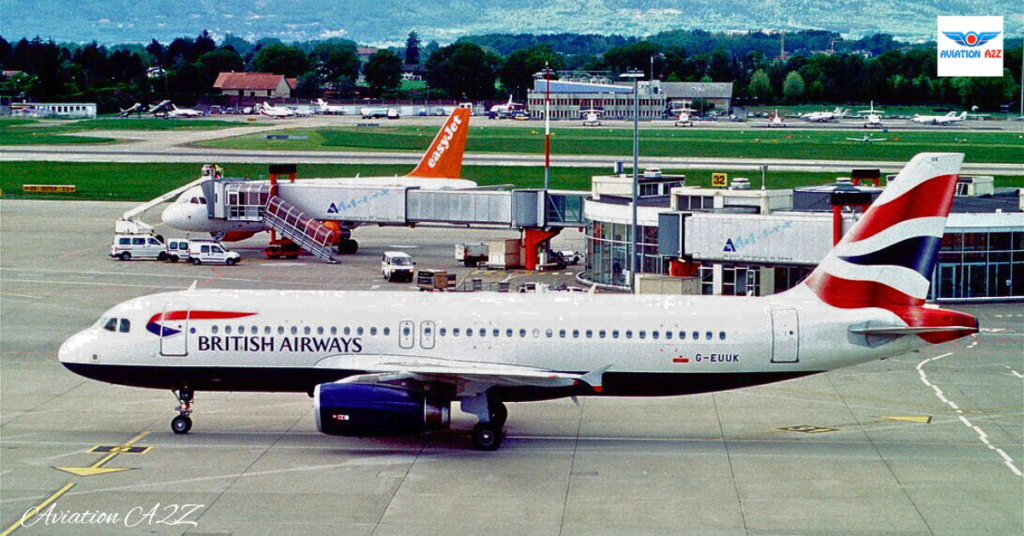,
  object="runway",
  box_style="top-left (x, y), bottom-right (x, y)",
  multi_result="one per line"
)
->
top-left (4, 115), bottom-right (1022, 176)
top-left (0, 200), bottom-right (1021, 536)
